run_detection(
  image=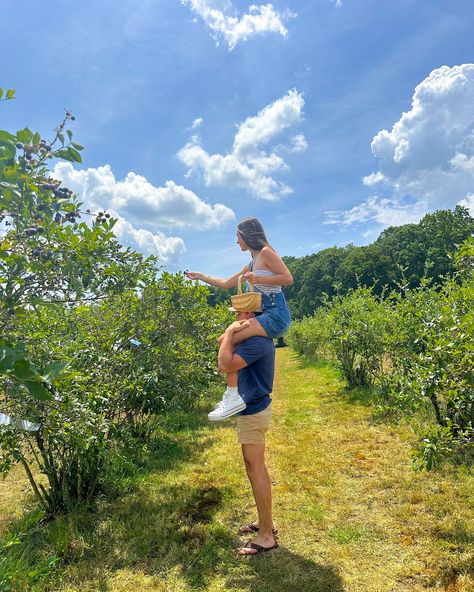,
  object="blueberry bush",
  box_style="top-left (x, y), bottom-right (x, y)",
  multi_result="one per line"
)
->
top-left (288, 241), bottom-right (474, 467)
top-left (0, 90), bottom-right (230, 514)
